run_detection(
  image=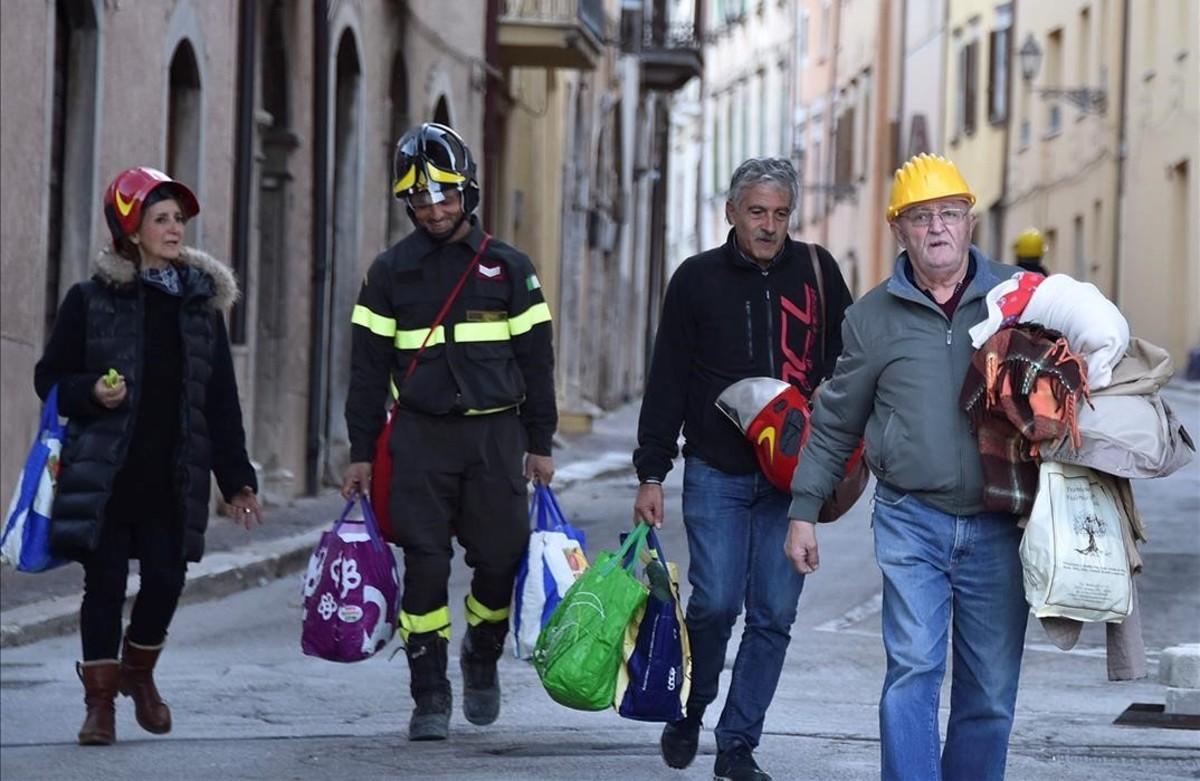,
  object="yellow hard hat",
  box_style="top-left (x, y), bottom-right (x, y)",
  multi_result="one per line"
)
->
top-left (1013, 228), bottom-right (1046, 258)
top-left (886, 153), bottom-right (976, 222)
